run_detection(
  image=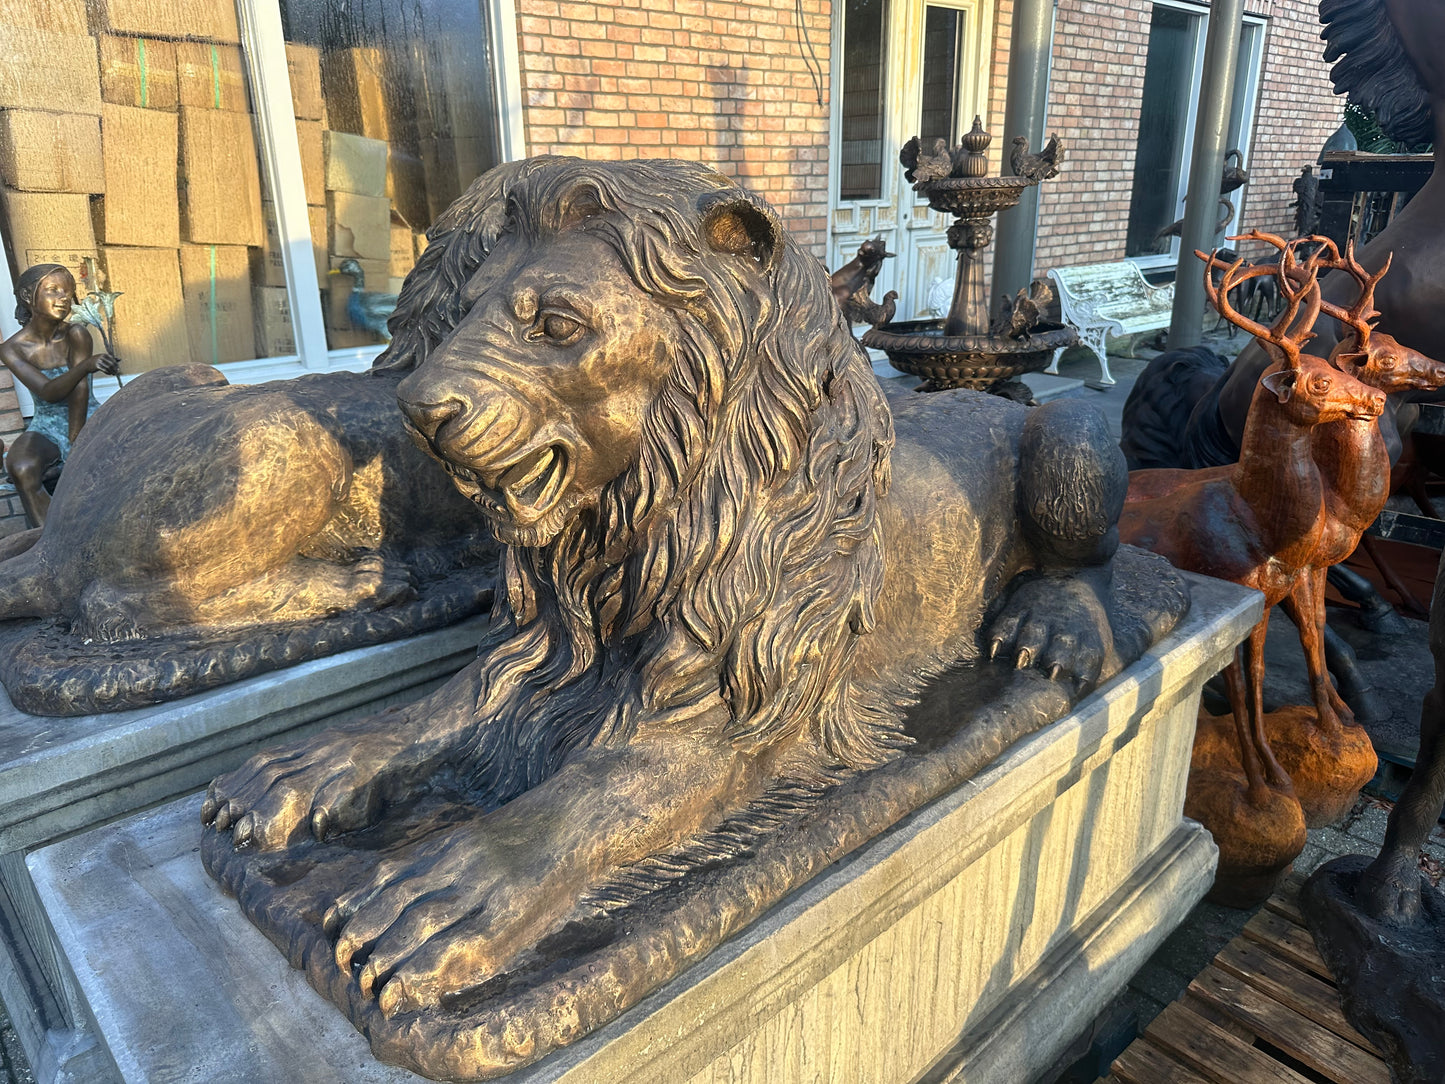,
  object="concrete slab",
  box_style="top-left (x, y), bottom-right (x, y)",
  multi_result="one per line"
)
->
top-left (30, 576), bottom-right (1257, 1084)
top-left (0, 618), bottom-right (487, 1084)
